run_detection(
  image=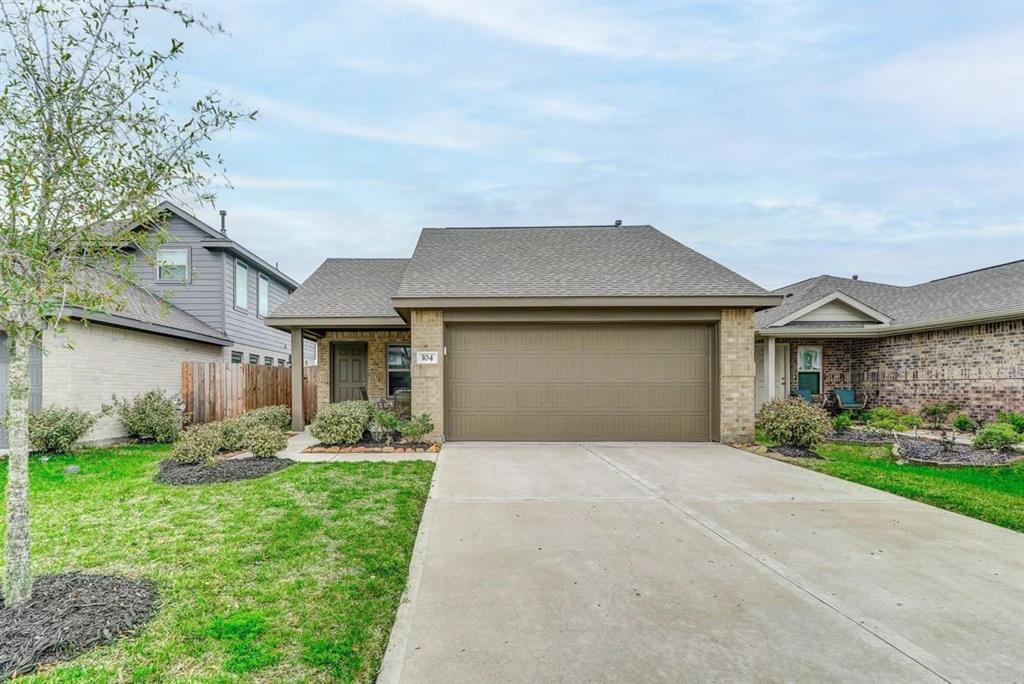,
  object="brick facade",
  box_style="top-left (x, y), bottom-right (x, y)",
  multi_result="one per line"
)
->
top-left (774, 319), bottom-right (1023, 422)
top-left (719, 308), bottom-right (756, 443)
top-left (410, 310), bottom-right (444, 440)
top-left (315, 330), bottom-right (411, 409)
top-left (42, 319), bottom-right (224, 444)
